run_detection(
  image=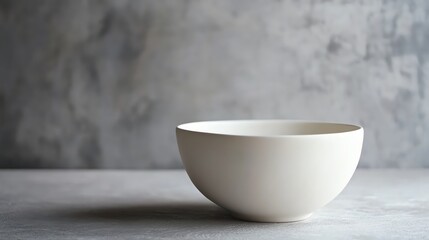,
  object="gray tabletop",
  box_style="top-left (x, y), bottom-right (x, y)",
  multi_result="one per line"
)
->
top-left (1, 170), bottom-right (428, 240)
